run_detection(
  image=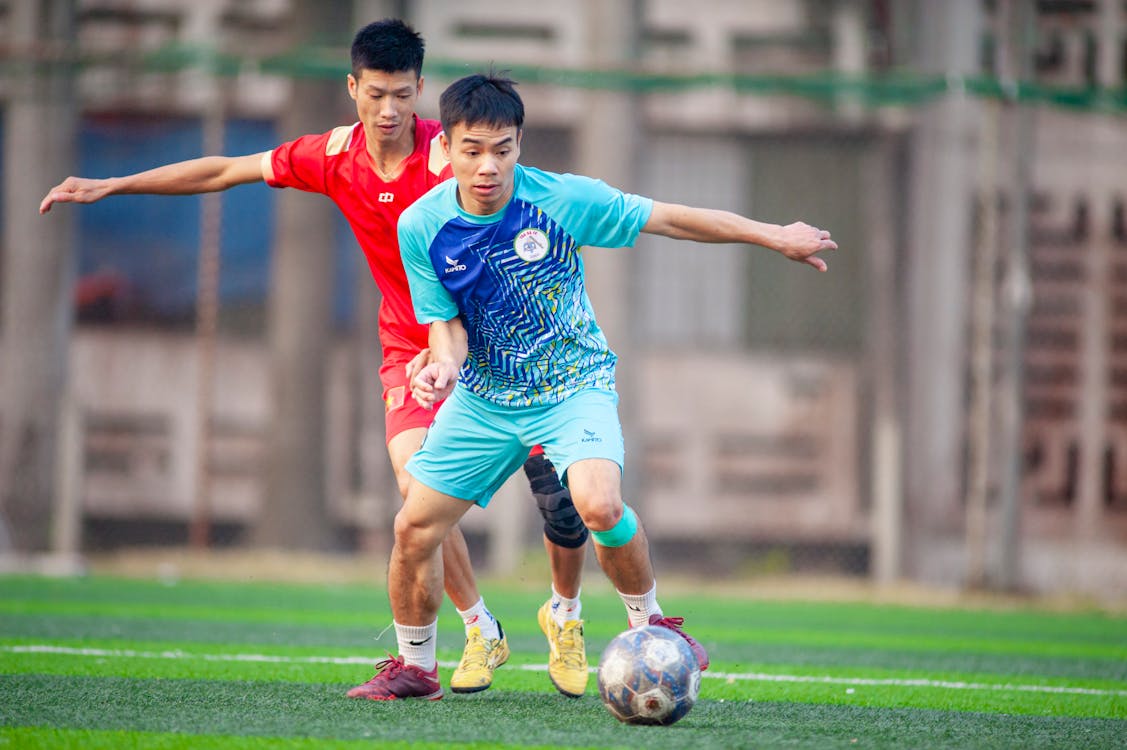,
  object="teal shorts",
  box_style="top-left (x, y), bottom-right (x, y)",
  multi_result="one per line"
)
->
top-left (405, 385), bottom-right (624, 506)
